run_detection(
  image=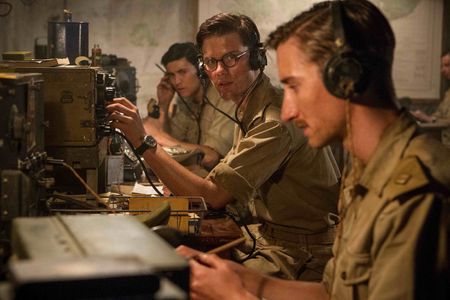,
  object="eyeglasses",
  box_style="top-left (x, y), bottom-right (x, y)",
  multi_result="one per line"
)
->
top-left (202, 50), bottom-right (249, 71)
